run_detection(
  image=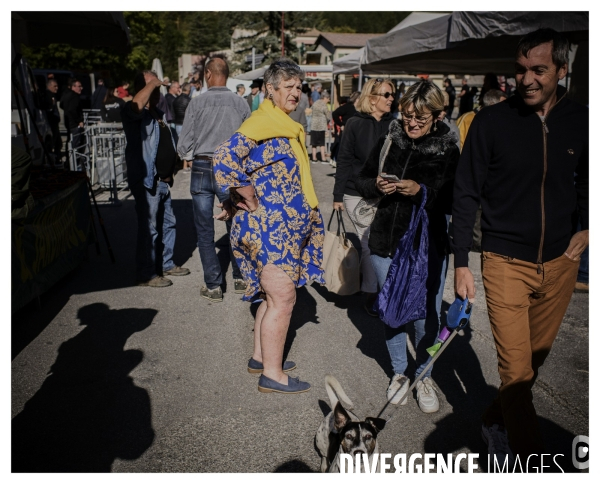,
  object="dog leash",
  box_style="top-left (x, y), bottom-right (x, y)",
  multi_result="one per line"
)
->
top-left (376, 298), bottom-right (473, 423)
